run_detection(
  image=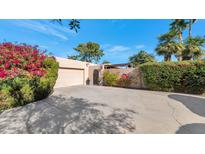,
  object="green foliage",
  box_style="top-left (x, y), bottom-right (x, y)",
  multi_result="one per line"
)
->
top-left (140, 61), bottom-right (205, 94)
top-left (71, 42), bottom-right (104, 63)
top-left (156, 30), bottom-right (185, 61)
top-left (52, 19), bottom-right (80, 33)
top-left (35, 57), bottom-right (59, 100)
top-left (129, 50), bottom-right (155, 66)
top-left (103, 71), bottom-right (118, 86)
top-left (156, 41), bottom-right (185, 61)
top-left (0, 57), bottom-right (59, 111)
top-left (103, 72), bottom-right (132, 88)
top-left (102, 60), bottom-right (110, 64)
top-left (183, 37), bottom-right (205, 60)
top-left (117, 77), bottom-right (131, 88)
top-left (68, 55), bottom-right (80, 60)
top-left (156, 19), bottom-right (204, 61)
top-left (170, 19), bottom-right (187, 35)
